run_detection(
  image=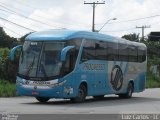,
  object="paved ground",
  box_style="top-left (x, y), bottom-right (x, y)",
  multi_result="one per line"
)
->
top-left (0, 88), bottom-right (160, 114)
